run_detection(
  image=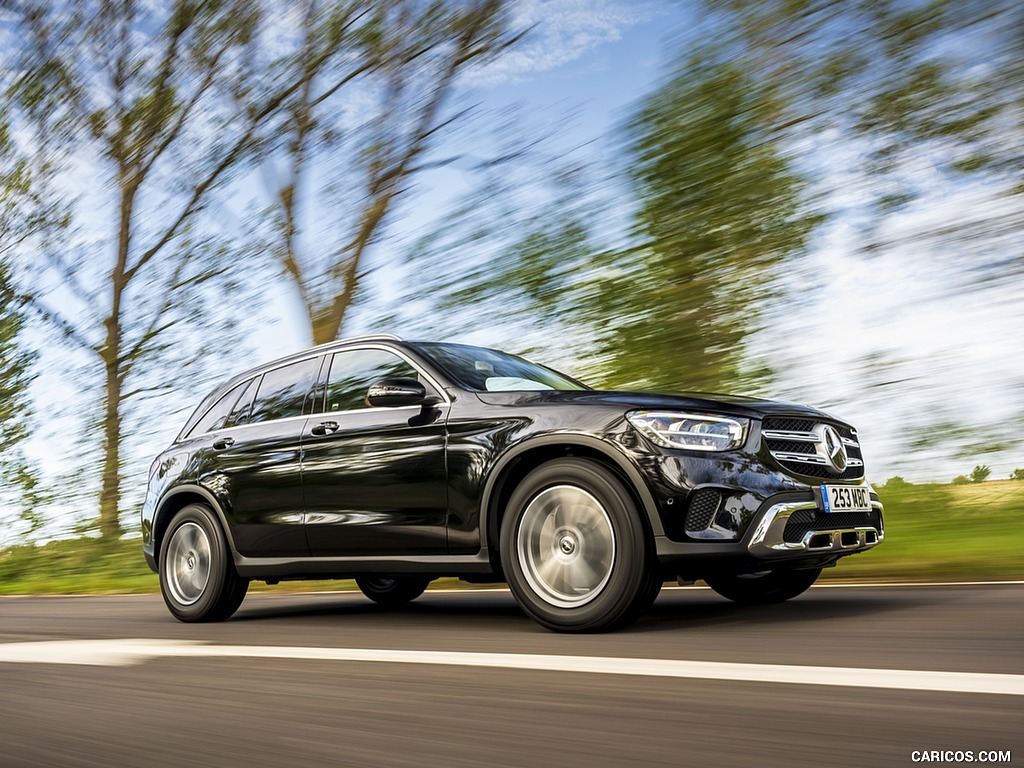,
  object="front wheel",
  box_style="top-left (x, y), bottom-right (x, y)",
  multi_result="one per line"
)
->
top-left (159, 503), bottom-right (249, 622)
top-left (704, 567), bottom-right (822, 605)
top-left (356, 576), bottom-right (431, 606)
top-left (500, 458), bottom-right (652, 633)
